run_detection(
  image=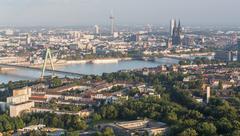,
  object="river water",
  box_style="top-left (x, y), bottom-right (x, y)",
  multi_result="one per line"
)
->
top-left (0, 58), bottom-right (179, 83)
